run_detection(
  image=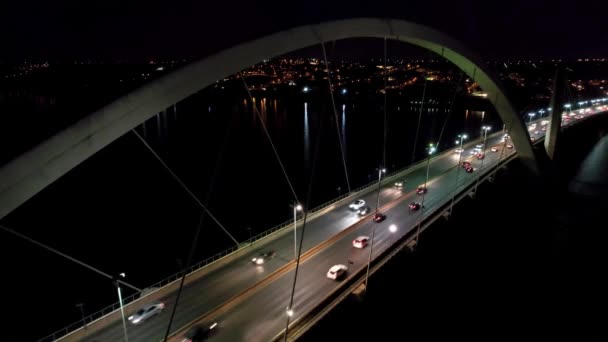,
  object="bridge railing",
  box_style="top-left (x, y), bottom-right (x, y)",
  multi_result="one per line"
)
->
top-left (37, 130), bottom-right (501, 342)
top-left (41, 104), bottom-right (606, 342)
